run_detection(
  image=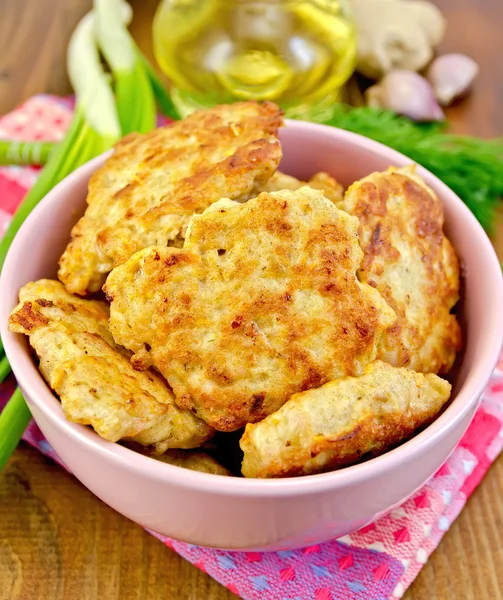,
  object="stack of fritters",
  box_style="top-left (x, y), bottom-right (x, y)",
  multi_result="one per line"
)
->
top-left (9, 102), bottom-right (461, 478)
top-left (104, 188), bottom-right (395, 431)
top-left (9, 280), bottom-right (213, 453)
top-left (59, 101), bottom-right (284, 295)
